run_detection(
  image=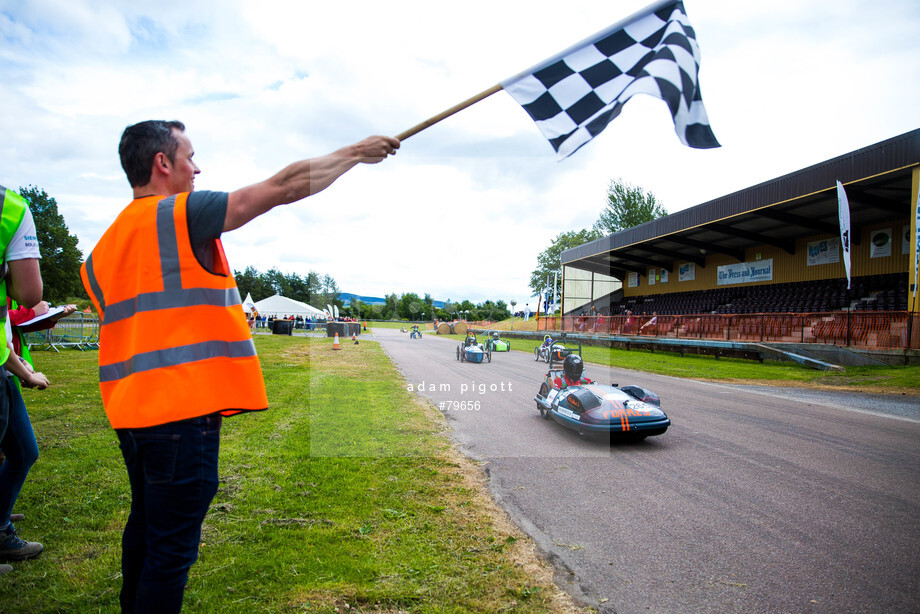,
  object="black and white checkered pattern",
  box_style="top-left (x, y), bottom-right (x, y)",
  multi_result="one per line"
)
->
top-left (501, 0), bottom-right (719, 159)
